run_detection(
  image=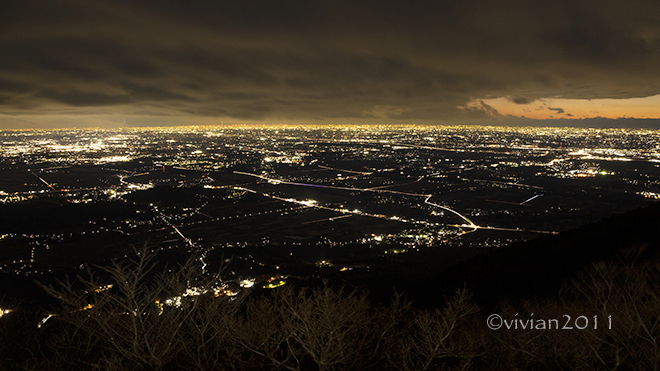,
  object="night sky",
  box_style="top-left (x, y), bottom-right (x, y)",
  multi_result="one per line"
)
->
top-left (2, 0), bottom-right (660, 129)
